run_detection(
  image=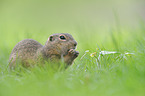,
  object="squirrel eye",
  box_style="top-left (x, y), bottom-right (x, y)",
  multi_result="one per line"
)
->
top-left (60, 36), bottom-right (66, 40)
